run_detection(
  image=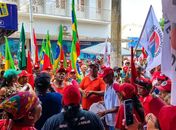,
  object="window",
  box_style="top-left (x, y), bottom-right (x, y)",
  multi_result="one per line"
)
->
top-left (32, 0), bottom-right (43, 6)
top-left (56, 0), bottom-right (66, 9)
top-left (97, 0), bottom-right (102, 14)
top-left (77, 0), bottom-right (84, 12)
